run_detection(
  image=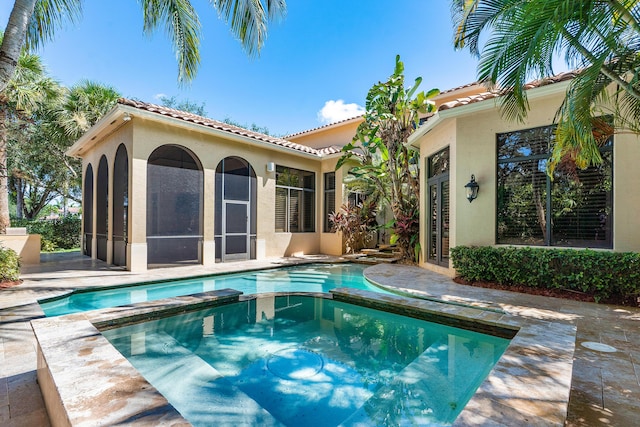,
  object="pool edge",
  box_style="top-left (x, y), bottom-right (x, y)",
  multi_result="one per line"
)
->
top-left (33, 288), bottom-right (575, 426)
